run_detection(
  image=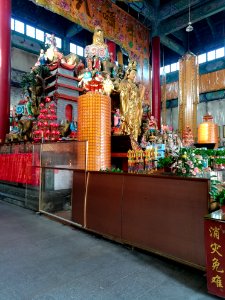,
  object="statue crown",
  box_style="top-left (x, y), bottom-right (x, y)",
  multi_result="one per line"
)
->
top-left (127, 60), bottom-right (137, 71)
